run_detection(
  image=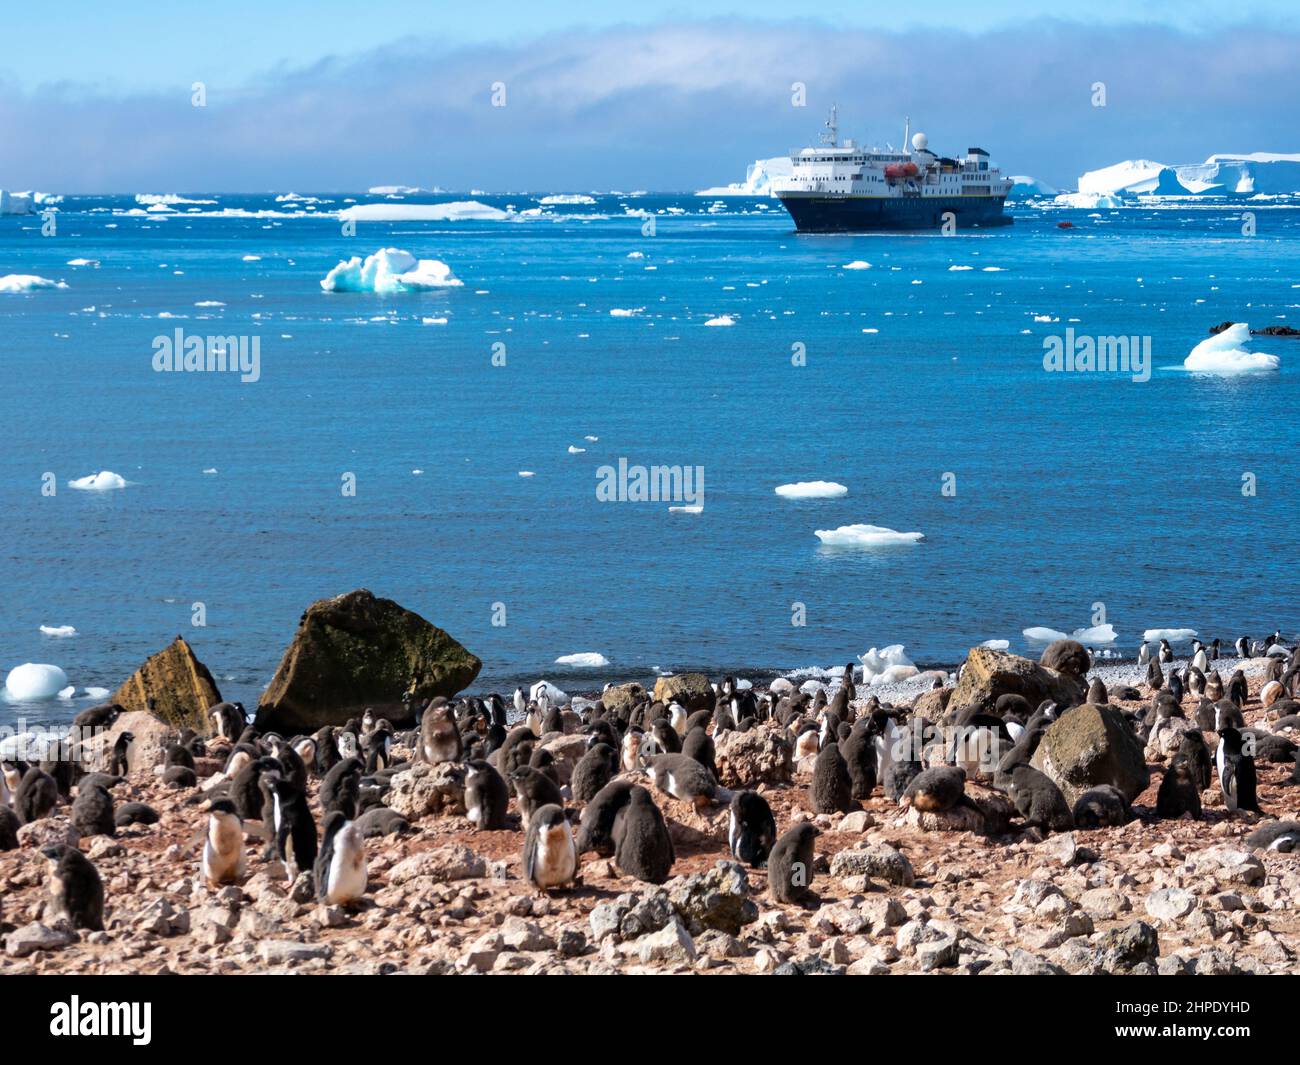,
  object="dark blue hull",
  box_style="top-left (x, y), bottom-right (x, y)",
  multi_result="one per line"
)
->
top-left (777, 194), bottom-right (1012, 232)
